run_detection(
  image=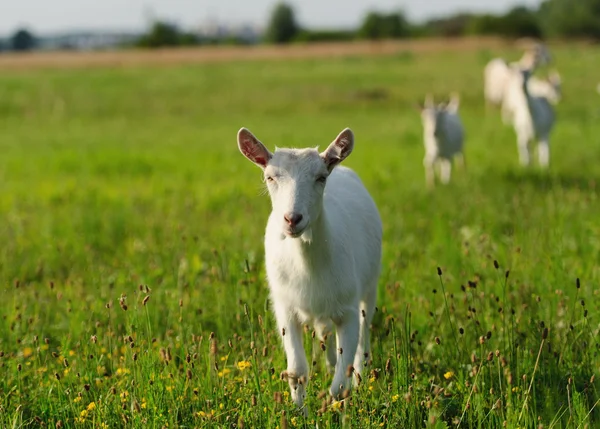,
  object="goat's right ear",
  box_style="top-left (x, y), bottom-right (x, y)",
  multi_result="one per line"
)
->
top-left (320, 128), bottom-right (354, 172)
top-left (237, 128), bottom-right (272, 169)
